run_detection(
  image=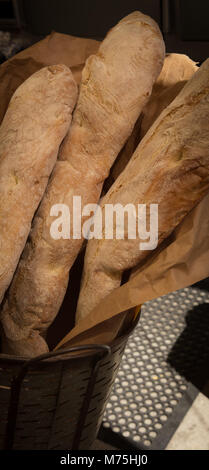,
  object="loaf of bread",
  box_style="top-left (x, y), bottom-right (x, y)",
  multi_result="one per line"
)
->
top-left (140, 53), bottom-right (198, 138)
top-left (105, 54), bottom-right (198, 190)
top-left (0, 65), bottom-right (77, 304)
top-left (1, 11), bottom-right (165, 357)
top-left (76, 58), bottom-right (209, 322)
top-left (102, 115), bottom-right (142, 194)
